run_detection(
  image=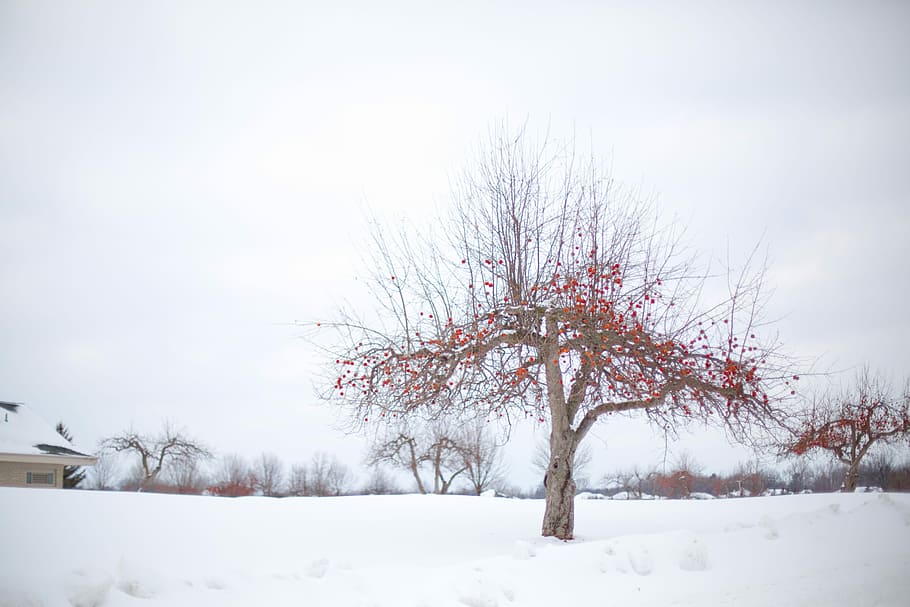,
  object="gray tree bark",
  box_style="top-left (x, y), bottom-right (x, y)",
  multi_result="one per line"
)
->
top-left (541, 426), bottom-right (579, 539)
top-left (842, 462), bottom-right (860, 492)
